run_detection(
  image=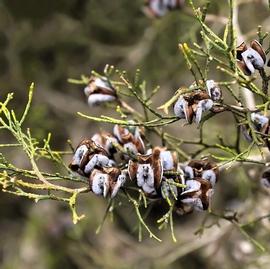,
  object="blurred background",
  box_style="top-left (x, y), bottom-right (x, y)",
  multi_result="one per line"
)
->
top-left (0, 0), bottom-right (270, 268)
